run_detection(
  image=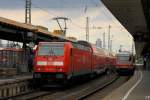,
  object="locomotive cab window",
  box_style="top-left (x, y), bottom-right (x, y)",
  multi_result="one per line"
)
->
top-left (117, 54), bottom-right (131, 63)
top-left (38, 43), bottom-right (64, 56)
top-left (117, 56), bottom-right (130, 61)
